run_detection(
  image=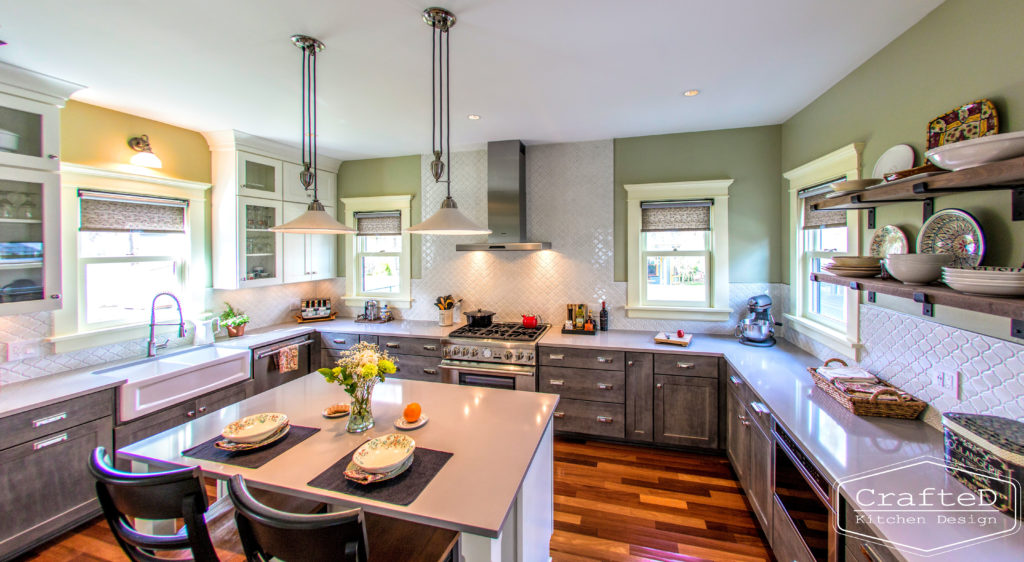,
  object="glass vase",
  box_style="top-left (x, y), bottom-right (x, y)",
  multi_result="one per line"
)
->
top-left (347, 378), bottom-right (377, 433)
